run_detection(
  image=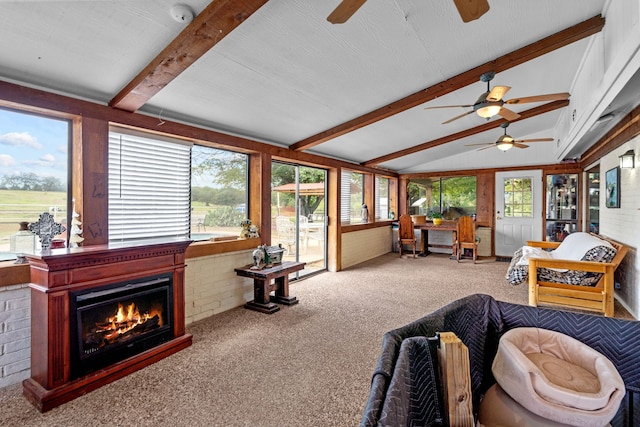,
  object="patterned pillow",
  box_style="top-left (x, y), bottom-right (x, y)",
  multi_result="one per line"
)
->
top-left (506, 245), bottom-right (617, 286)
